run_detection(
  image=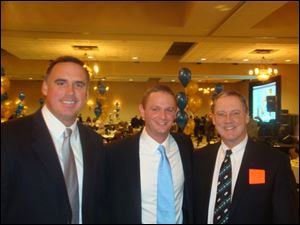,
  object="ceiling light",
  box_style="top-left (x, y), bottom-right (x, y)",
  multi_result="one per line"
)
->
top-left (248, 56), bottom-right (278, 81)
top-left (132, 56), bottom-right (138, 60)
